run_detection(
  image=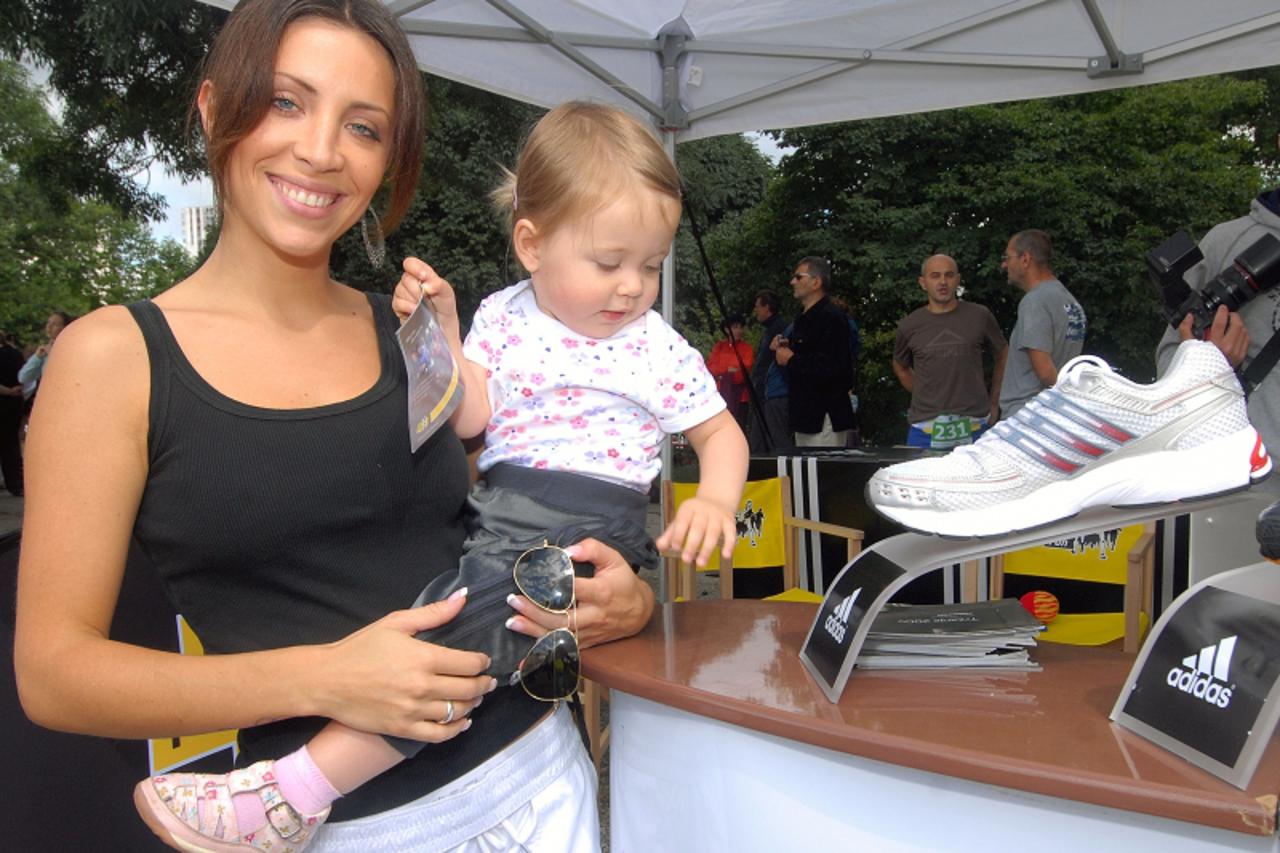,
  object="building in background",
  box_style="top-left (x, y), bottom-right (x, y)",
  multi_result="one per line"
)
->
top-left (181, 206), bottom-right (217, 258)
